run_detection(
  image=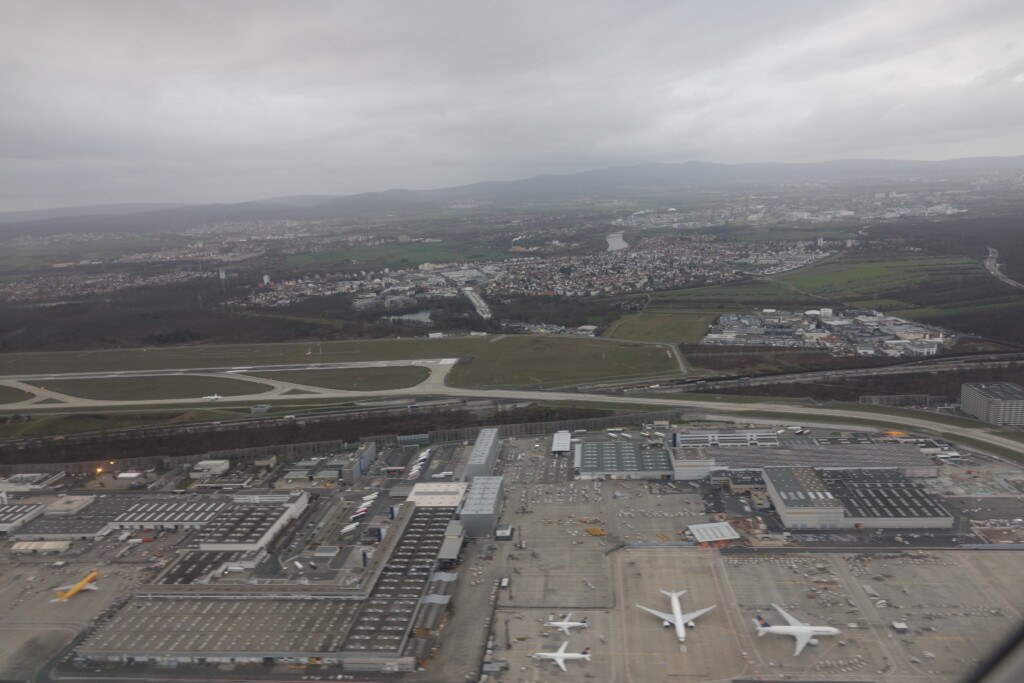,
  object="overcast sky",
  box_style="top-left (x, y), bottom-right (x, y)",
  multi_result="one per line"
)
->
top-left (1, 0), bottom-right (1022, 212)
